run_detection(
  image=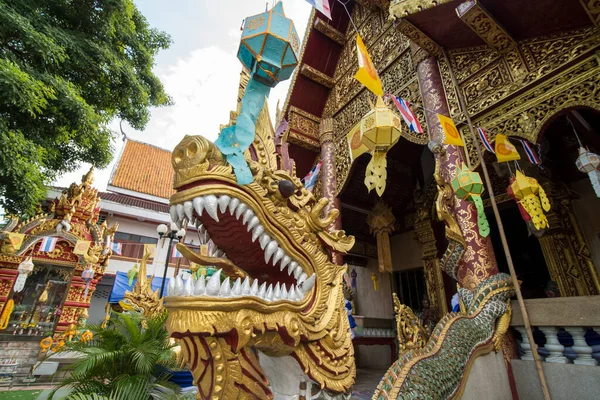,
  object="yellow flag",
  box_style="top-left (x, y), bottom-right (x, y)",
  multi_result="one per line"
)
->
top-left (73, 240), bottom-right (91, 255)
top-left (495, 134), bottom-right (521, 162)
top-left (347, 121), bottom-right (368, 161)
top-left (438, 114), bottom-right (464, 146)
top-left (7, 233), bottom-right (24, 250)
top-left (354, 34), bottom-right (383, 97)
top-left (144, 244), bottom-right (156, 258)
